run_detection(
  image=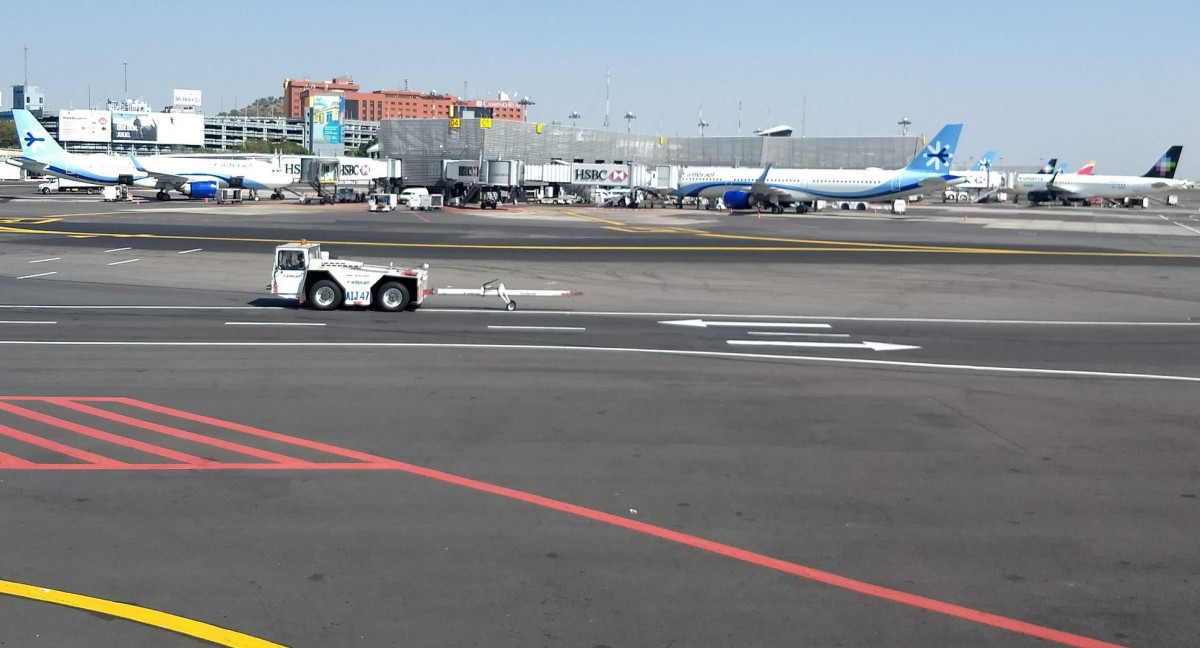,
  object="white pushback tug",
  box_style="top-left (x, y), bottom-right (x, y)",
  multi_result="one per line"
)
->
top-left (270, 241), bottom-right (429, 311)
top-left (269, 241), bottom-right (578, 311)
